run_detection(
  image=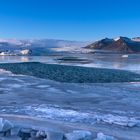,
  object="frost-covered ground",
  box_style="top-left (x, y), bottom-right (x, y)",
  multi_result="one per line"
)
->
top-left (0, 54), bottom-right (140, 139)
